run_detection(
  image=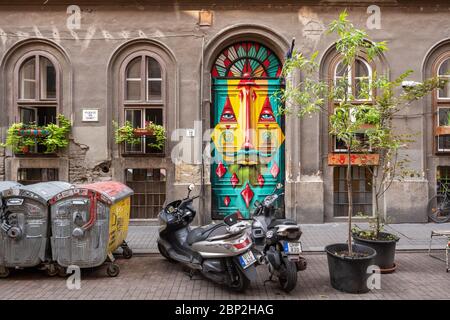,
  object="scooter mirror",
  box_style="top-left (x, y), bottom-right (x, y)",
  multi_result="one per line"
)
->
top-left (276, 183), bottom-right (283, 190)
top-left (188, 184), bottom-right (195, 191)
